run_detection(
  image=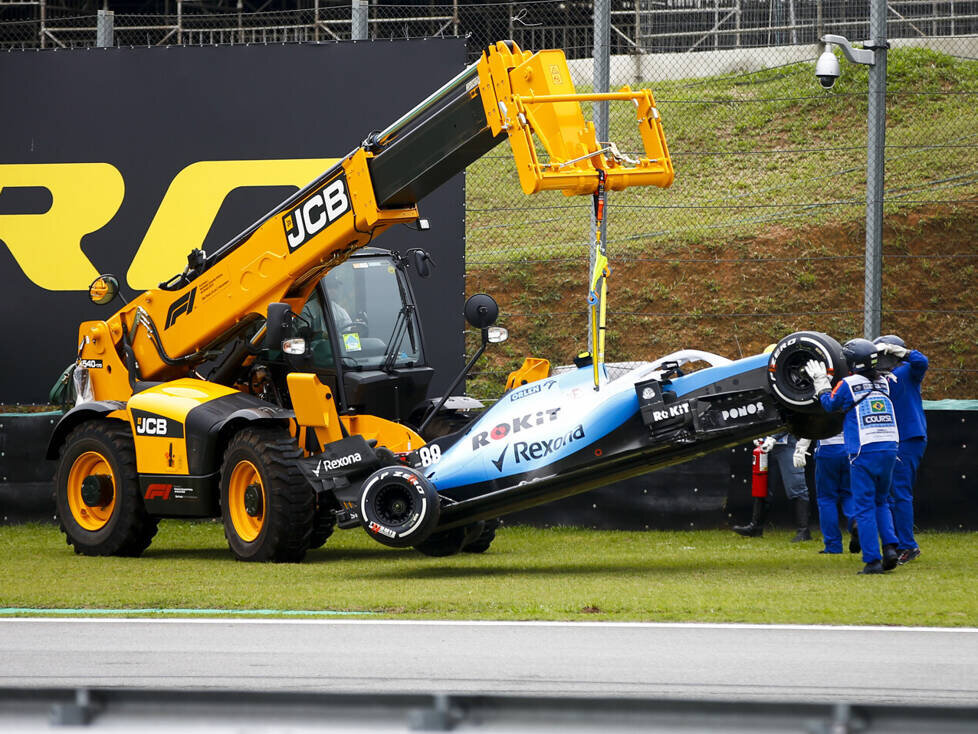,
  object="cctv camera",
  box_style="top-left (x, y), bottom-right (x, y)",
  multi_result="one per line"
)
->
top-left (815, 49), bottom-right (840, 89)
